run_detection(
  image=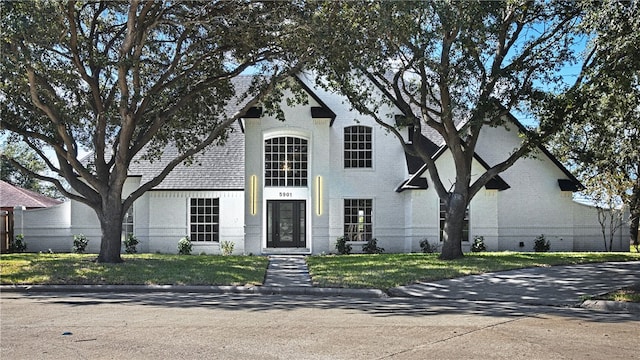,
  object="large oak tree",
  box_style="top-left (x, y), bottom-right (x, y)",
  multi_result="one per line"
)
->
top-left (310, 1), bottom-right (584, 259)
top-left (1, 0), bottom-right (307, 262)
top-left (549, 0), bottom-right (639, 250)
